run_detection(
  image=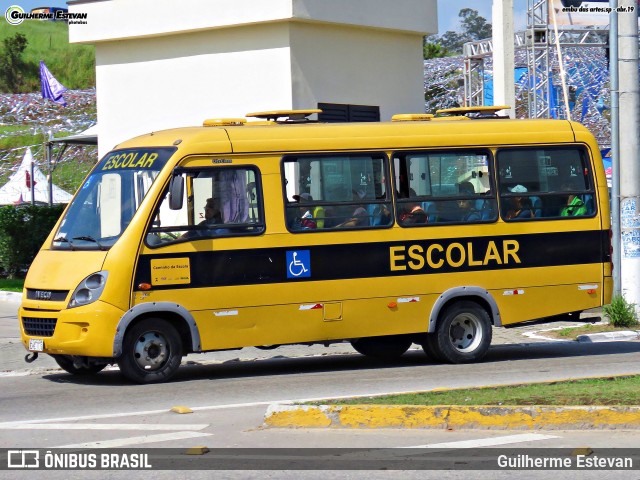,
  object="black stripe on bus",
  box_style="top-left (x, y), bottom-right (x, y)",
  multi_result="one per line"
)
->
top-left (134, 230), bottom-right (609, 291)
